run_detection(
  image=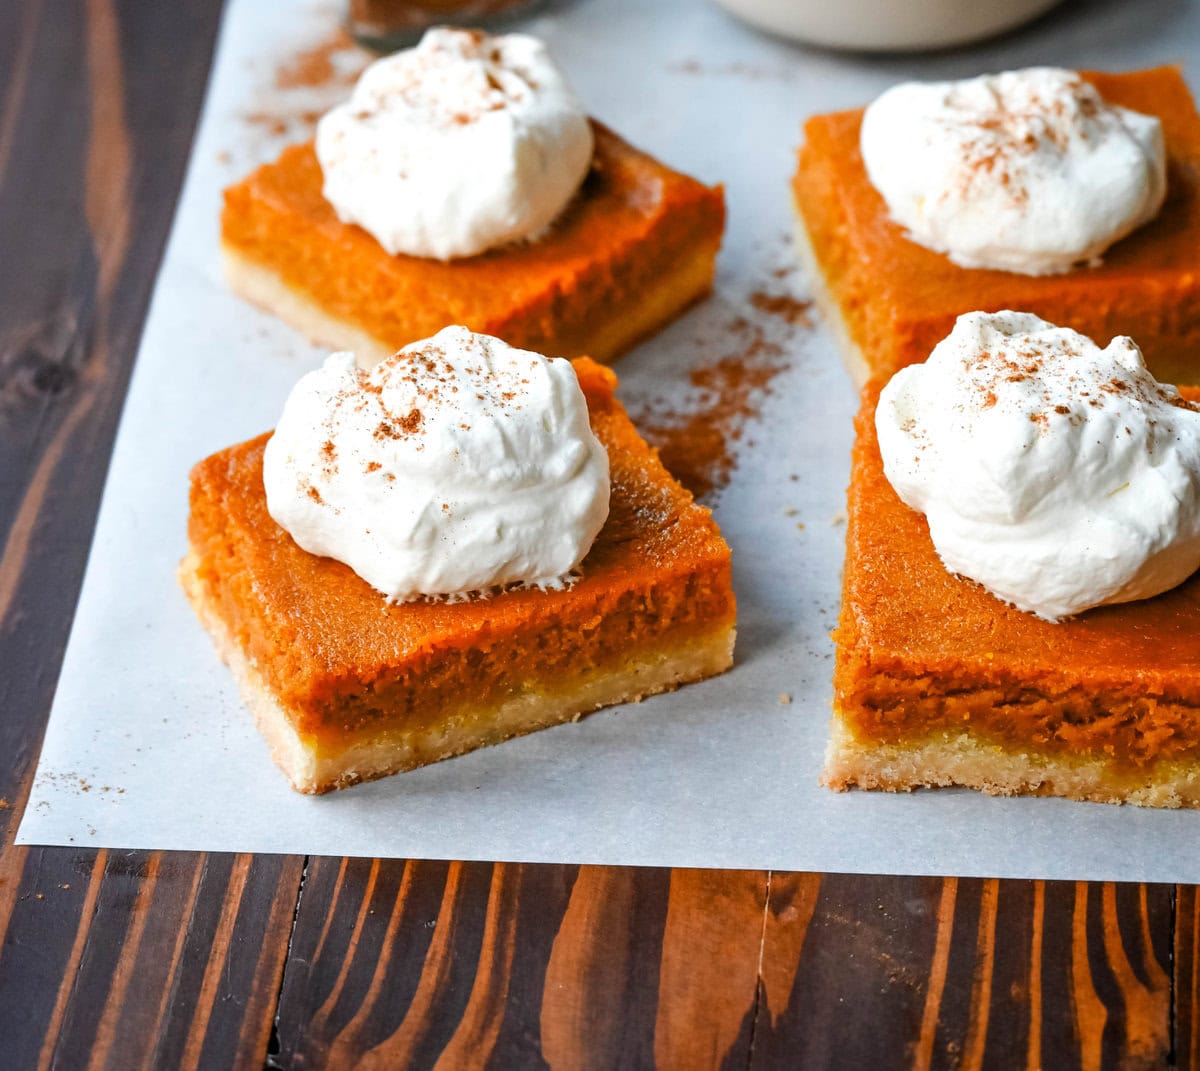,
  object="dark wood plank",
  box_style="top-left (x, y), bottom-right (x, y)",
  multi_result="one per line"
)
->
top-left (751, 875), bottom-right (1172, 1071)
top-left (0, 2), bottom-right (305, 1067)
top-left (0, 848), bottom-right (303, 1071)
top-left (1178, 885), bottom-right (1198, 1071)
top-left (651, 867), bottom-right (765, 1068)
top-left (273, 862), bottom-right (766, 1068)
top-left (0, 0), bottom-right (219, 824)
